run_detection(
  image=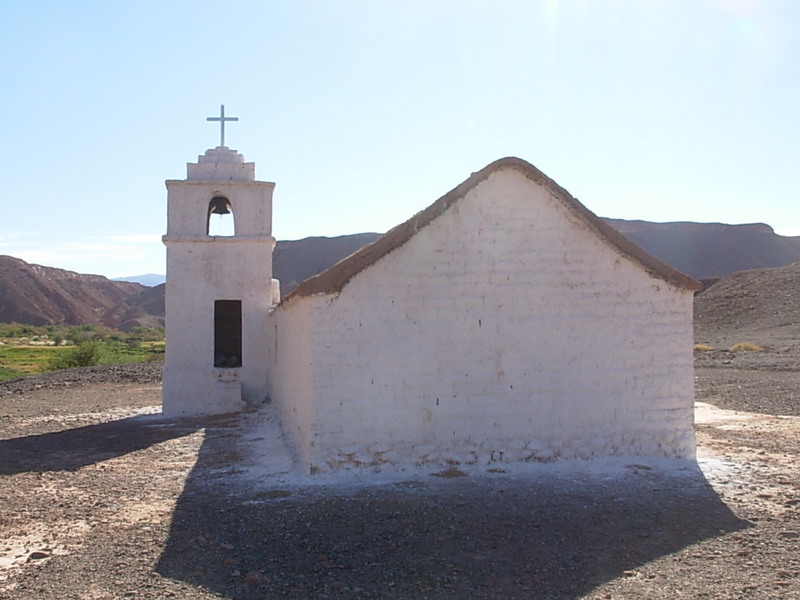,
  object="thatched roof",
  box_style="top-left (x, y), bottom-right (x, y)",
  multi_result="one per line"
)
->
top-left (284, 157), bottom-right (702, 303)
